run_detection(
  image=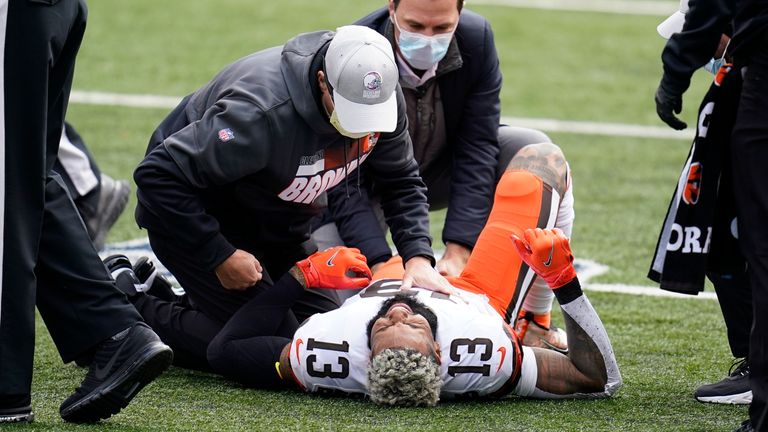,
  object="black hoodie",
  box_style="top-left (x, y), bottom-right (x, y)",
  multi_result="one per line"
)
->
top-left (134, 30), bottom-right (434, 271)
